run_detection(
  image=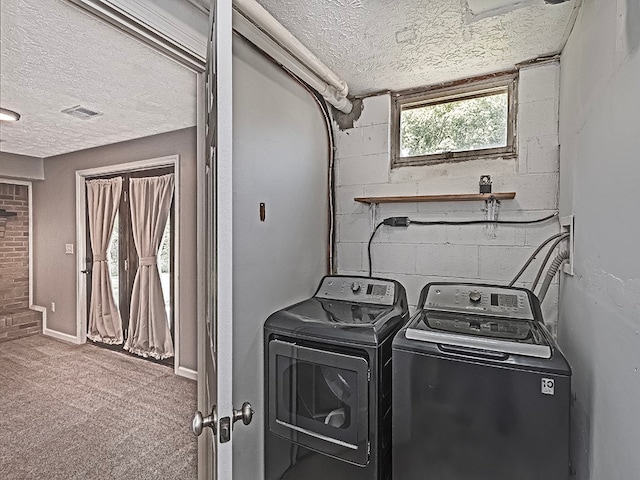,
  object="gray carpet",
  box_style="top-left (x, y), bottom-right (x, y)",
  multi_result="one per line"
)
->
top-left (0, 334), bottom-right (197, 480)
